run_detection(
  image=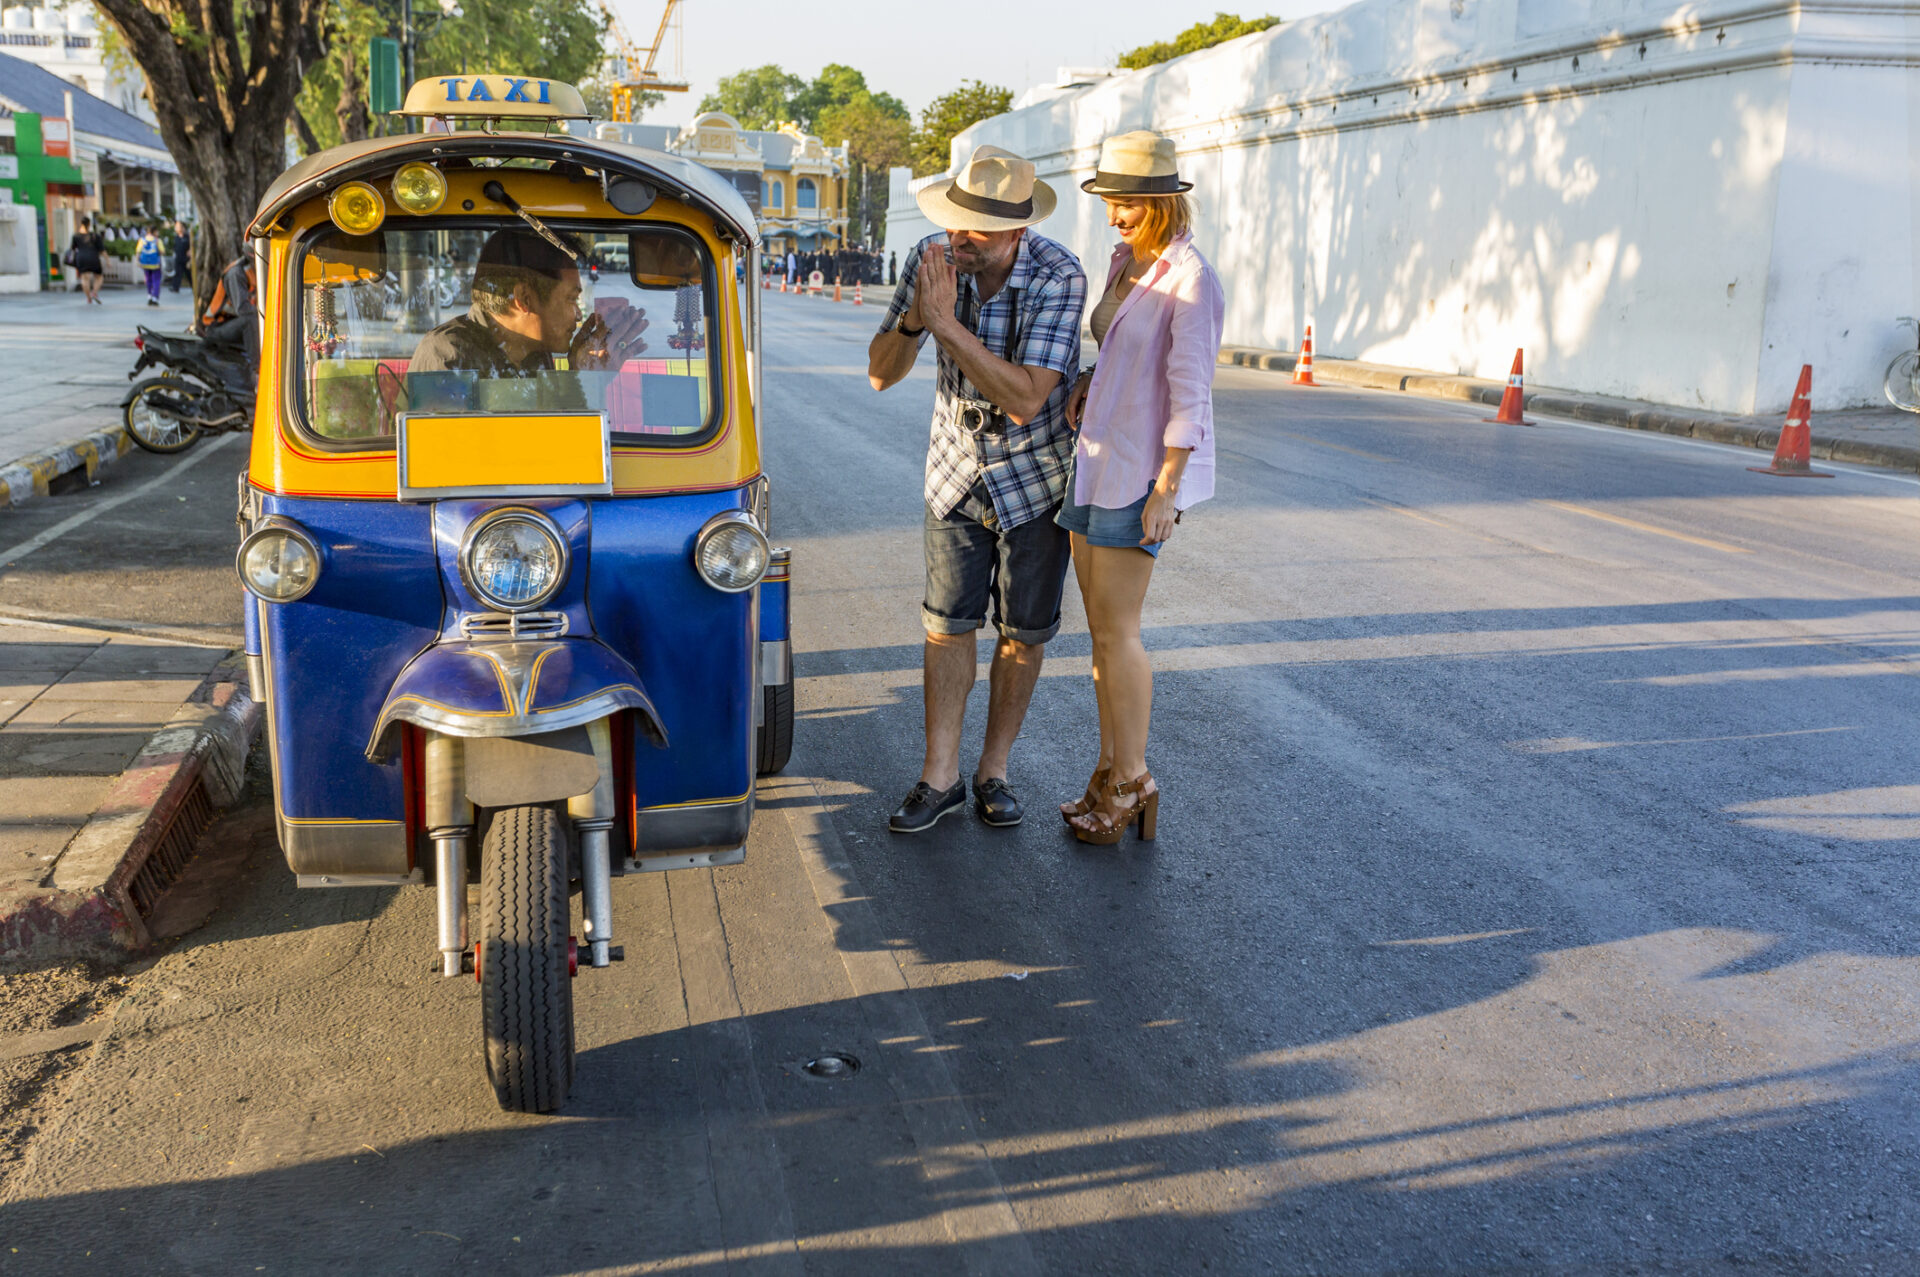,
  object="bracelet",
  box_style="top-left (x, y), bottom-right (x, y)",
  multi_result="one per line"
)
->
top-left (896, 320), bottom-right (925, 338)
